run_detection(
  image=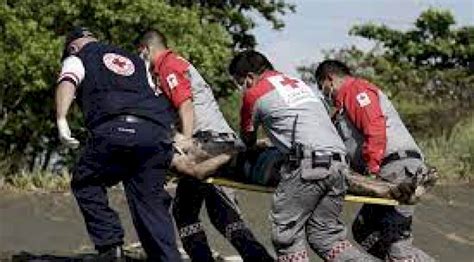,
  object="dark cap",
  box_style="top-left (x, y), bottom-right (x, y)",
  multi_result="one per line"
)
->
top-left (61, 26), bottom-right (95, 60)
